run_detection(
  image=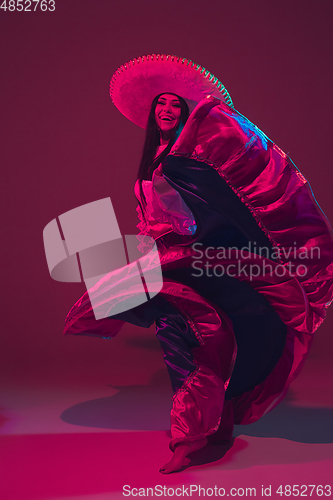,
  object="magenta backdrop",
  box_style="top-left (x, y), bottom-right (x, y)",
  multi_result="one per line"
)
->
top-left (1, 0), bottom-right (333, 386)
